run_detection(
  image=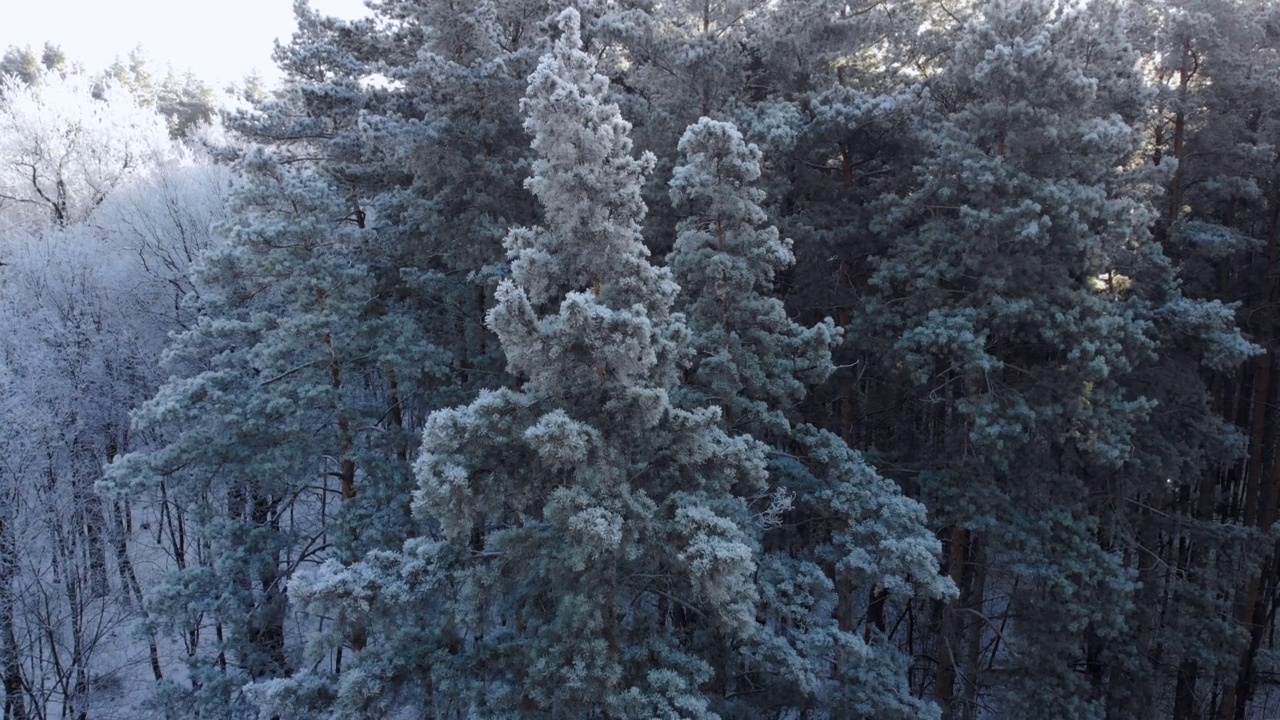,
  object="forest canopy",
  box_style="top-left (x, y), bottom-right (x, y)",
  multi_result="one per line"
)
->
top-left (1, 0), bottom-right (1278, 718)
